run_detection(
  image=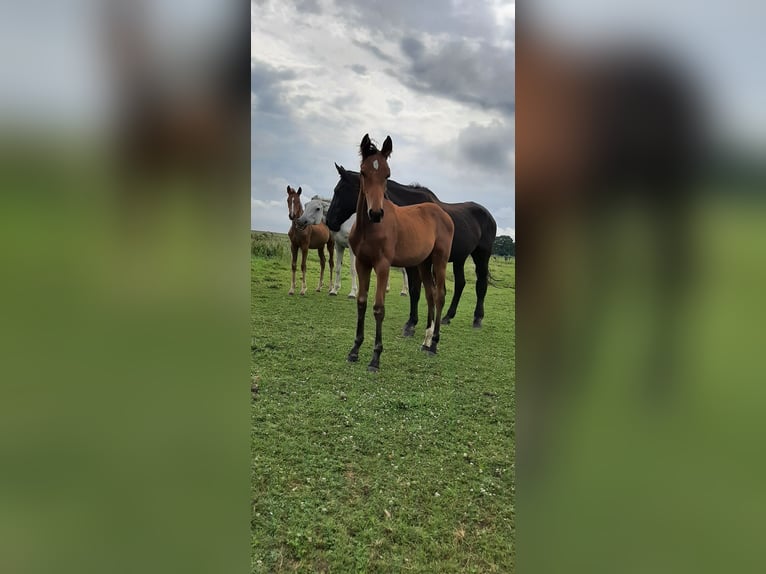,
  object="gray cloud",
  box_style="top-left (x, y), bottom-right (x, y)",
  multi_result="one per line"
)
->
top-left (455, 120), bottom-right (514, 171)
top-left (251, 59), bottom-right (297, 115)
top-left (397, 36), bottom-right (514, 115)
top-left (335, 0), bottom-right (503, 41)
top-left (348, 64), bottom-right (368, 75)
top-left (294, 0), bottom-right (322, 14)
top-left (351, 39), bottom-right (397, 64)
top-left (387, 98), bottom-right (404, 115)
